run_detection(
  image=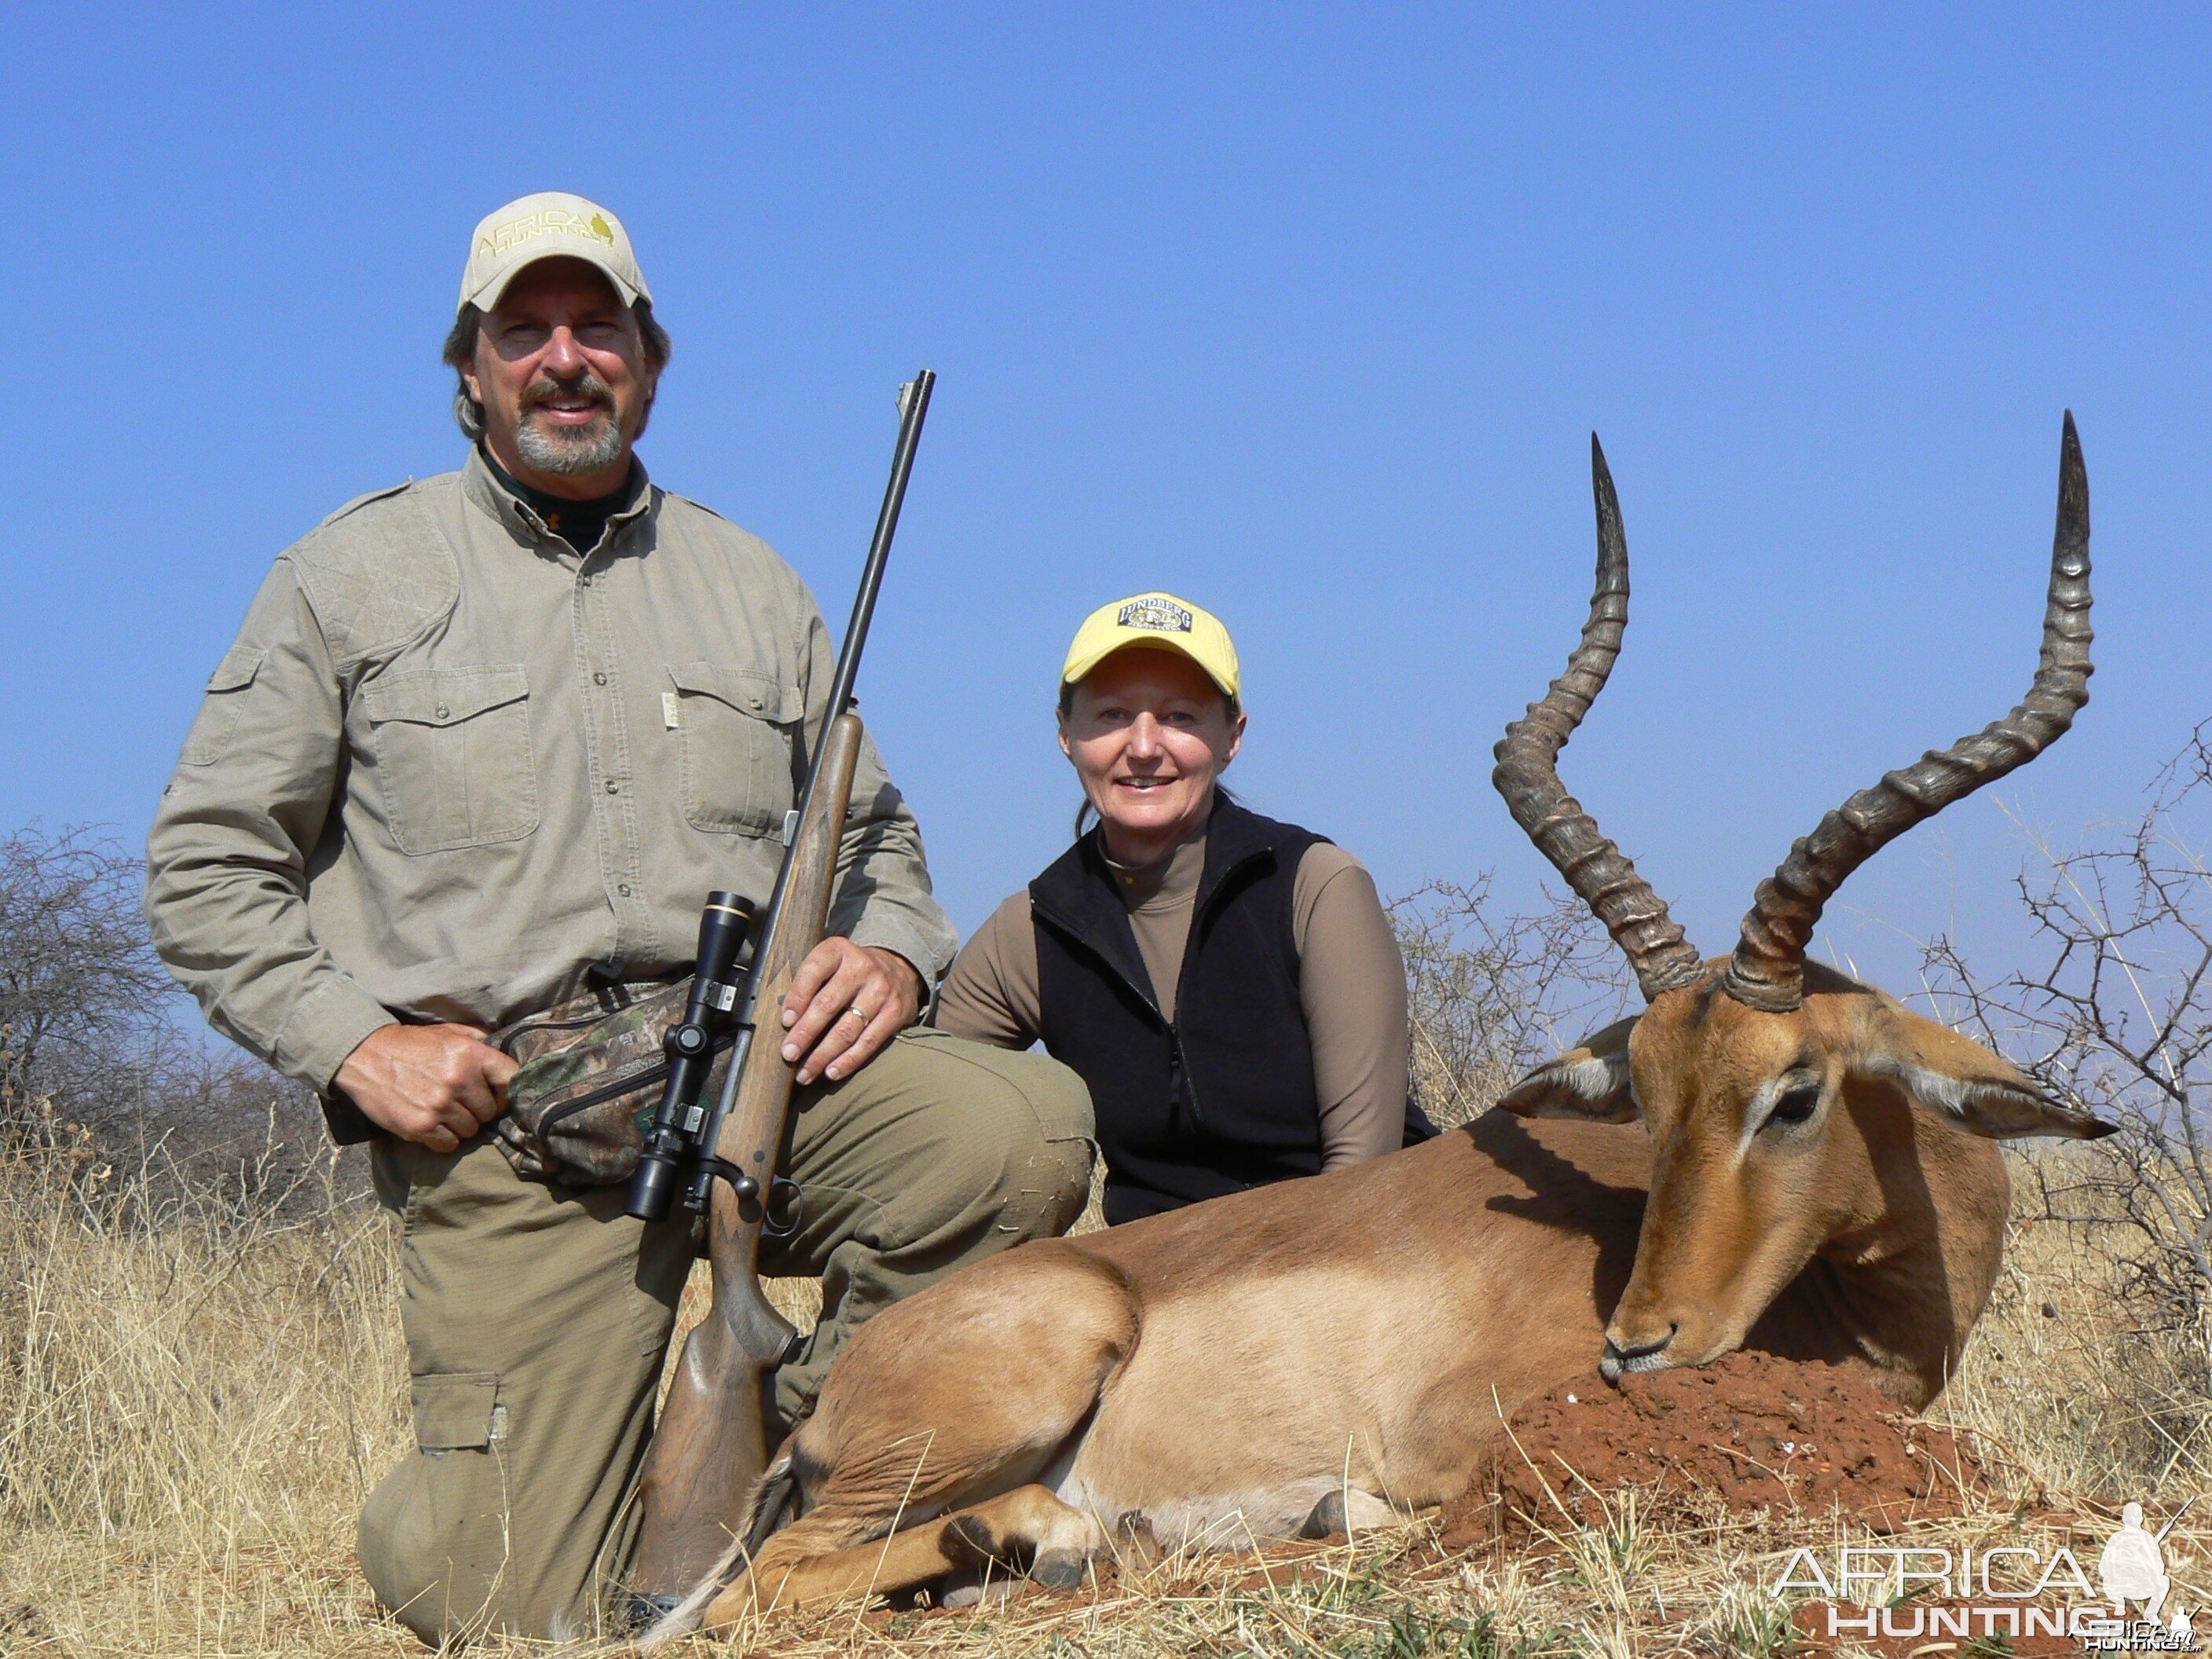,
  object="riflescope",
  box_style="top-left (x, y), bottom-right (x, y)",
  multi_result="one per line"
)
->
top-left (624, 892), bottom-right (753, 1222)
